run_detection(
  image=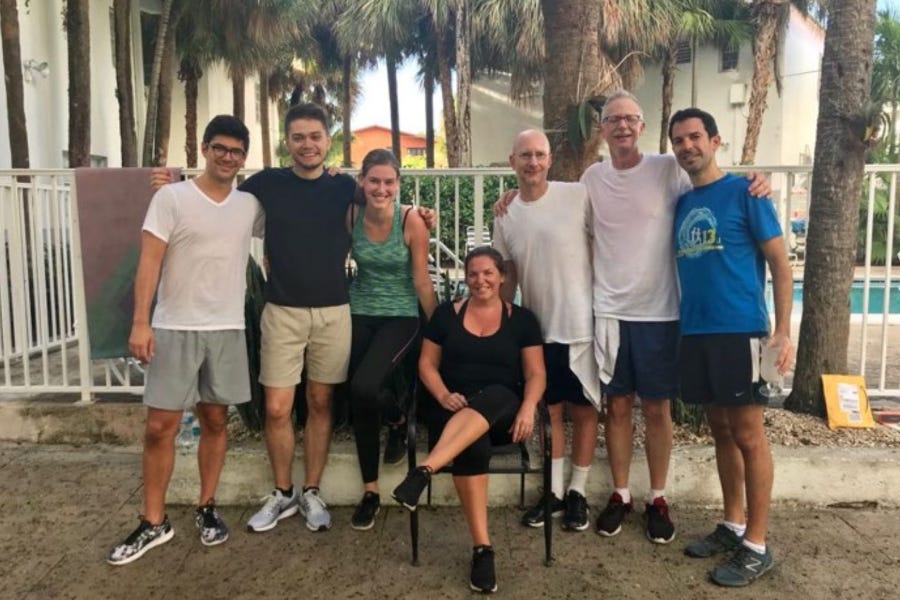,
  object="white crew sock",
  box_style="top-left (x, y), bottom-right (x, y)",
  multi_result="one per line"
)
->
top-left (567, 464), bottom-right (591, 496)
top-left (723, 520), bottom-right (747, 537)
top-left (742, 538), bottom-right (766, 554)
top-left (615, 487), bottom-right (631, 504)
top-left (551, 458), bottom-right (565, 500)
top-left (648, 489), bottom-right (666, 504)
